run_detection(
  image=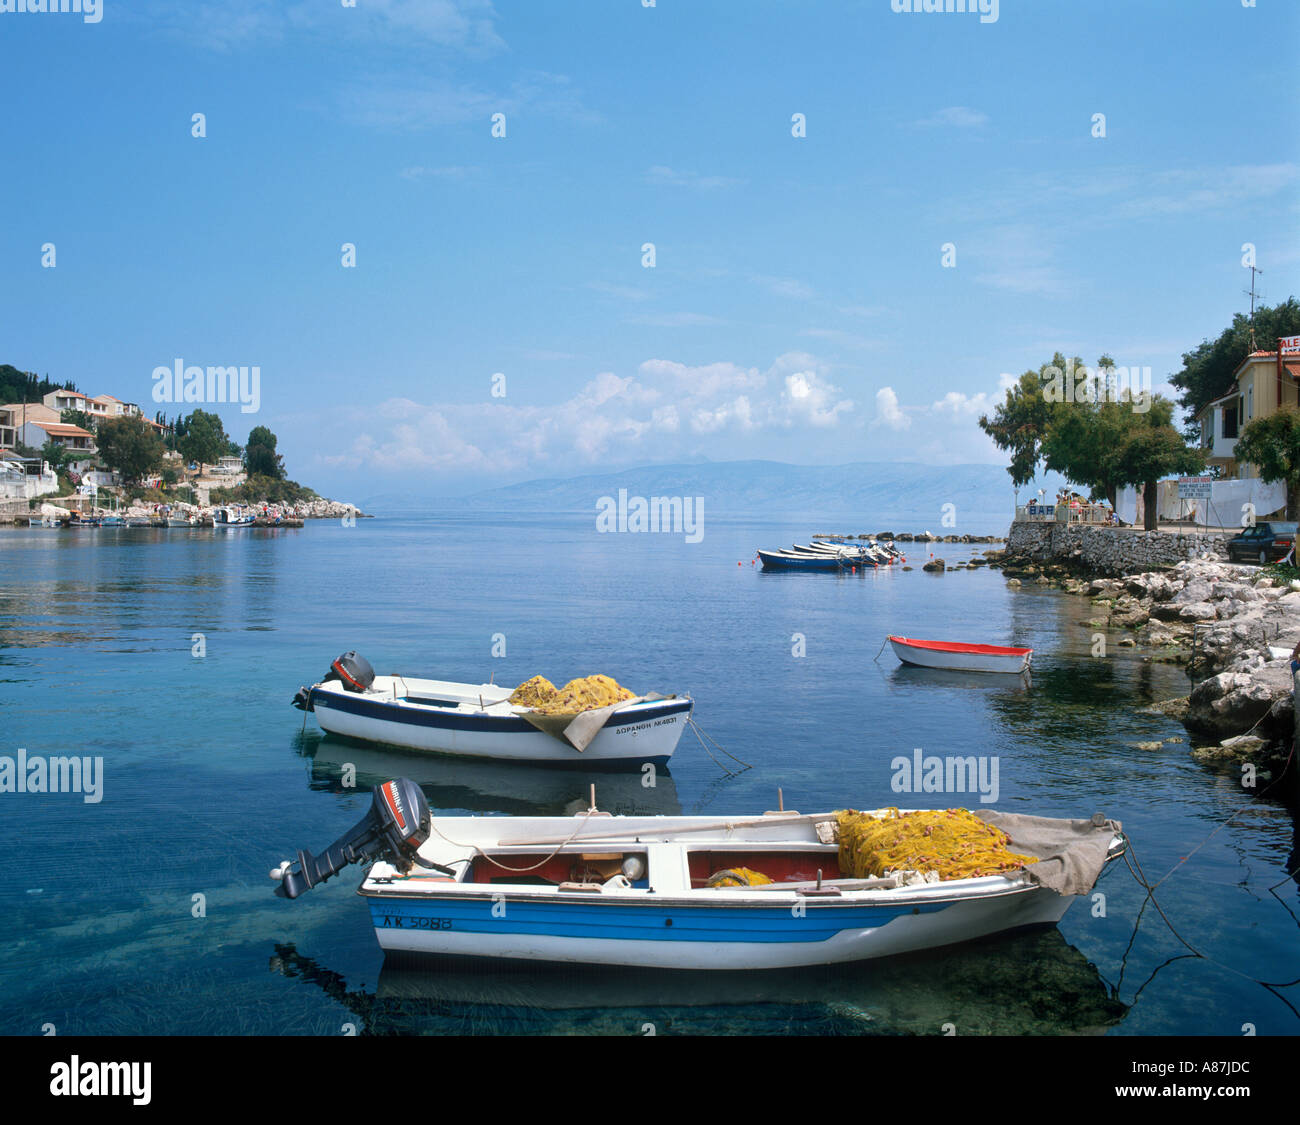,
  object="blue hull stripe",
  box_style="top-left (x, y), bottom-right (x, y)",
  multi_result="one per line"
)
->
top-left (758, 552), bottom-right (871, 571)
top-left (315, 691), bottom-right (693, 734)
top-left (369, 896), bottom-right (949, 944)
